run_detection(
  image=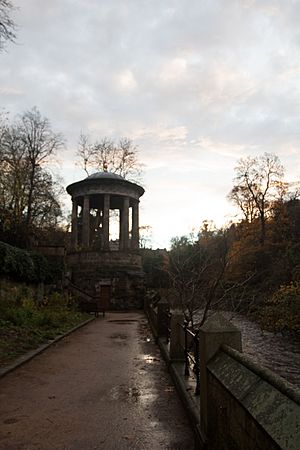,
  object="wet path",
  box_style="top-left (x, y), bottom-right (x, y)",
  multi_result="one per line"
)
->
top-left (0, 312), bottom-right (194, 450)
